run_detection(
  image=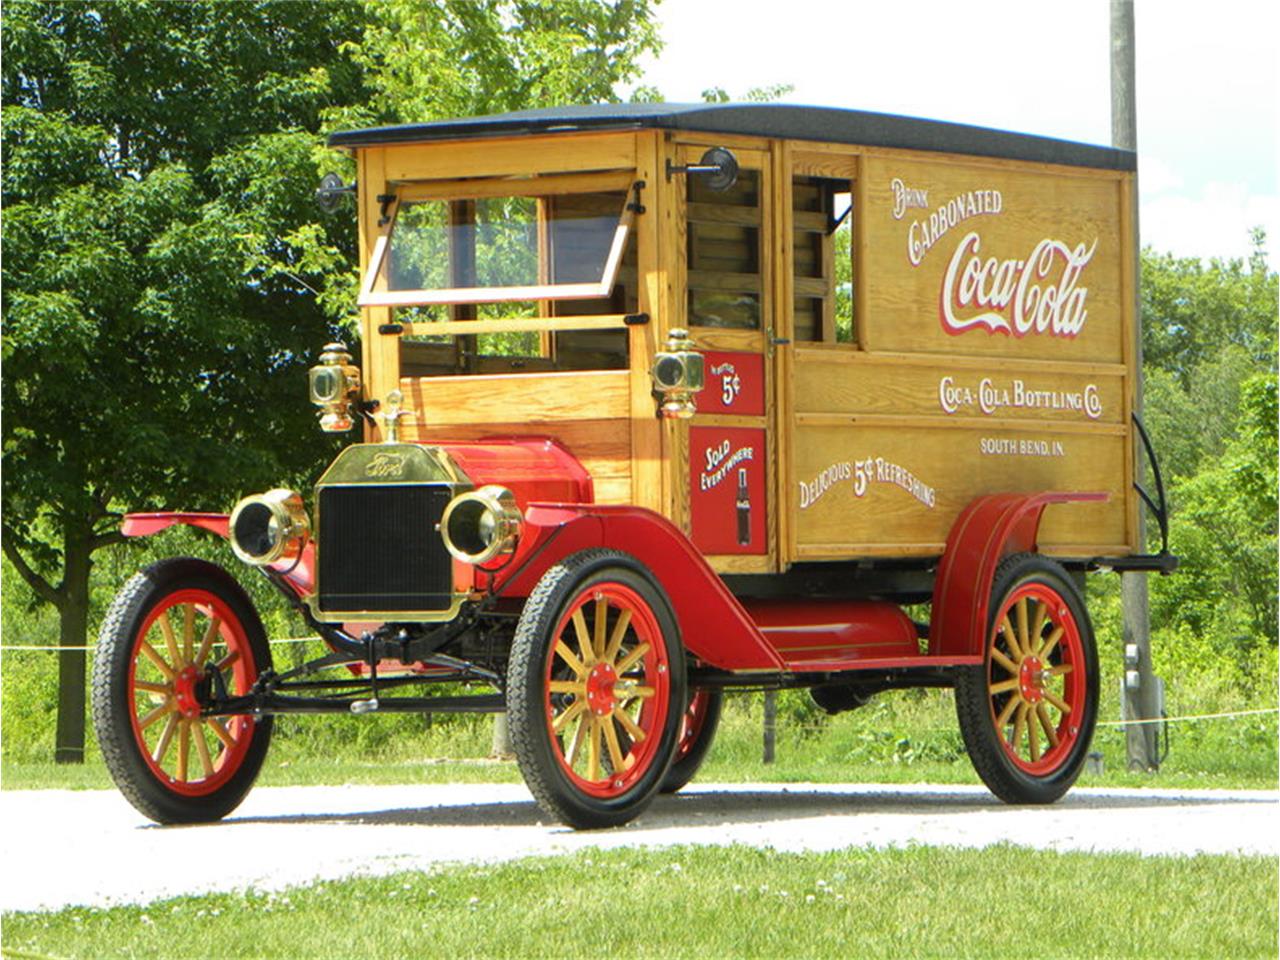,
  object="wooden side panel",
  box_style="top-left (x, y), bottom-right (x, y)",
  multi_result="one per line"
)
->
top-left (382, 133), bottom-right (636, 183)
top-left (400, 371), bottom-right (632, 504)
top-left (788, 149), bottom-right (1136, 561)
